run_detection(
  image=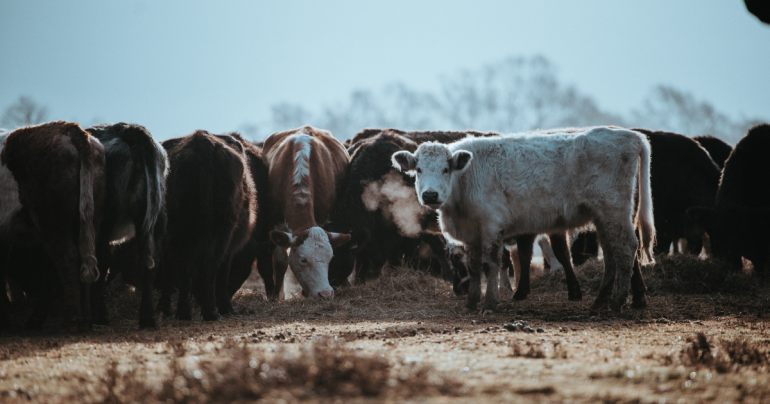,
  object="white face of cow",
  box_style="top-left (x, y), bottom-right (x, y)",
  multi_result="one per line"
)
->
top-left (270, 226), bottom-right (351, 300)
top-left (391, 143), bottom-right (473, 210)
